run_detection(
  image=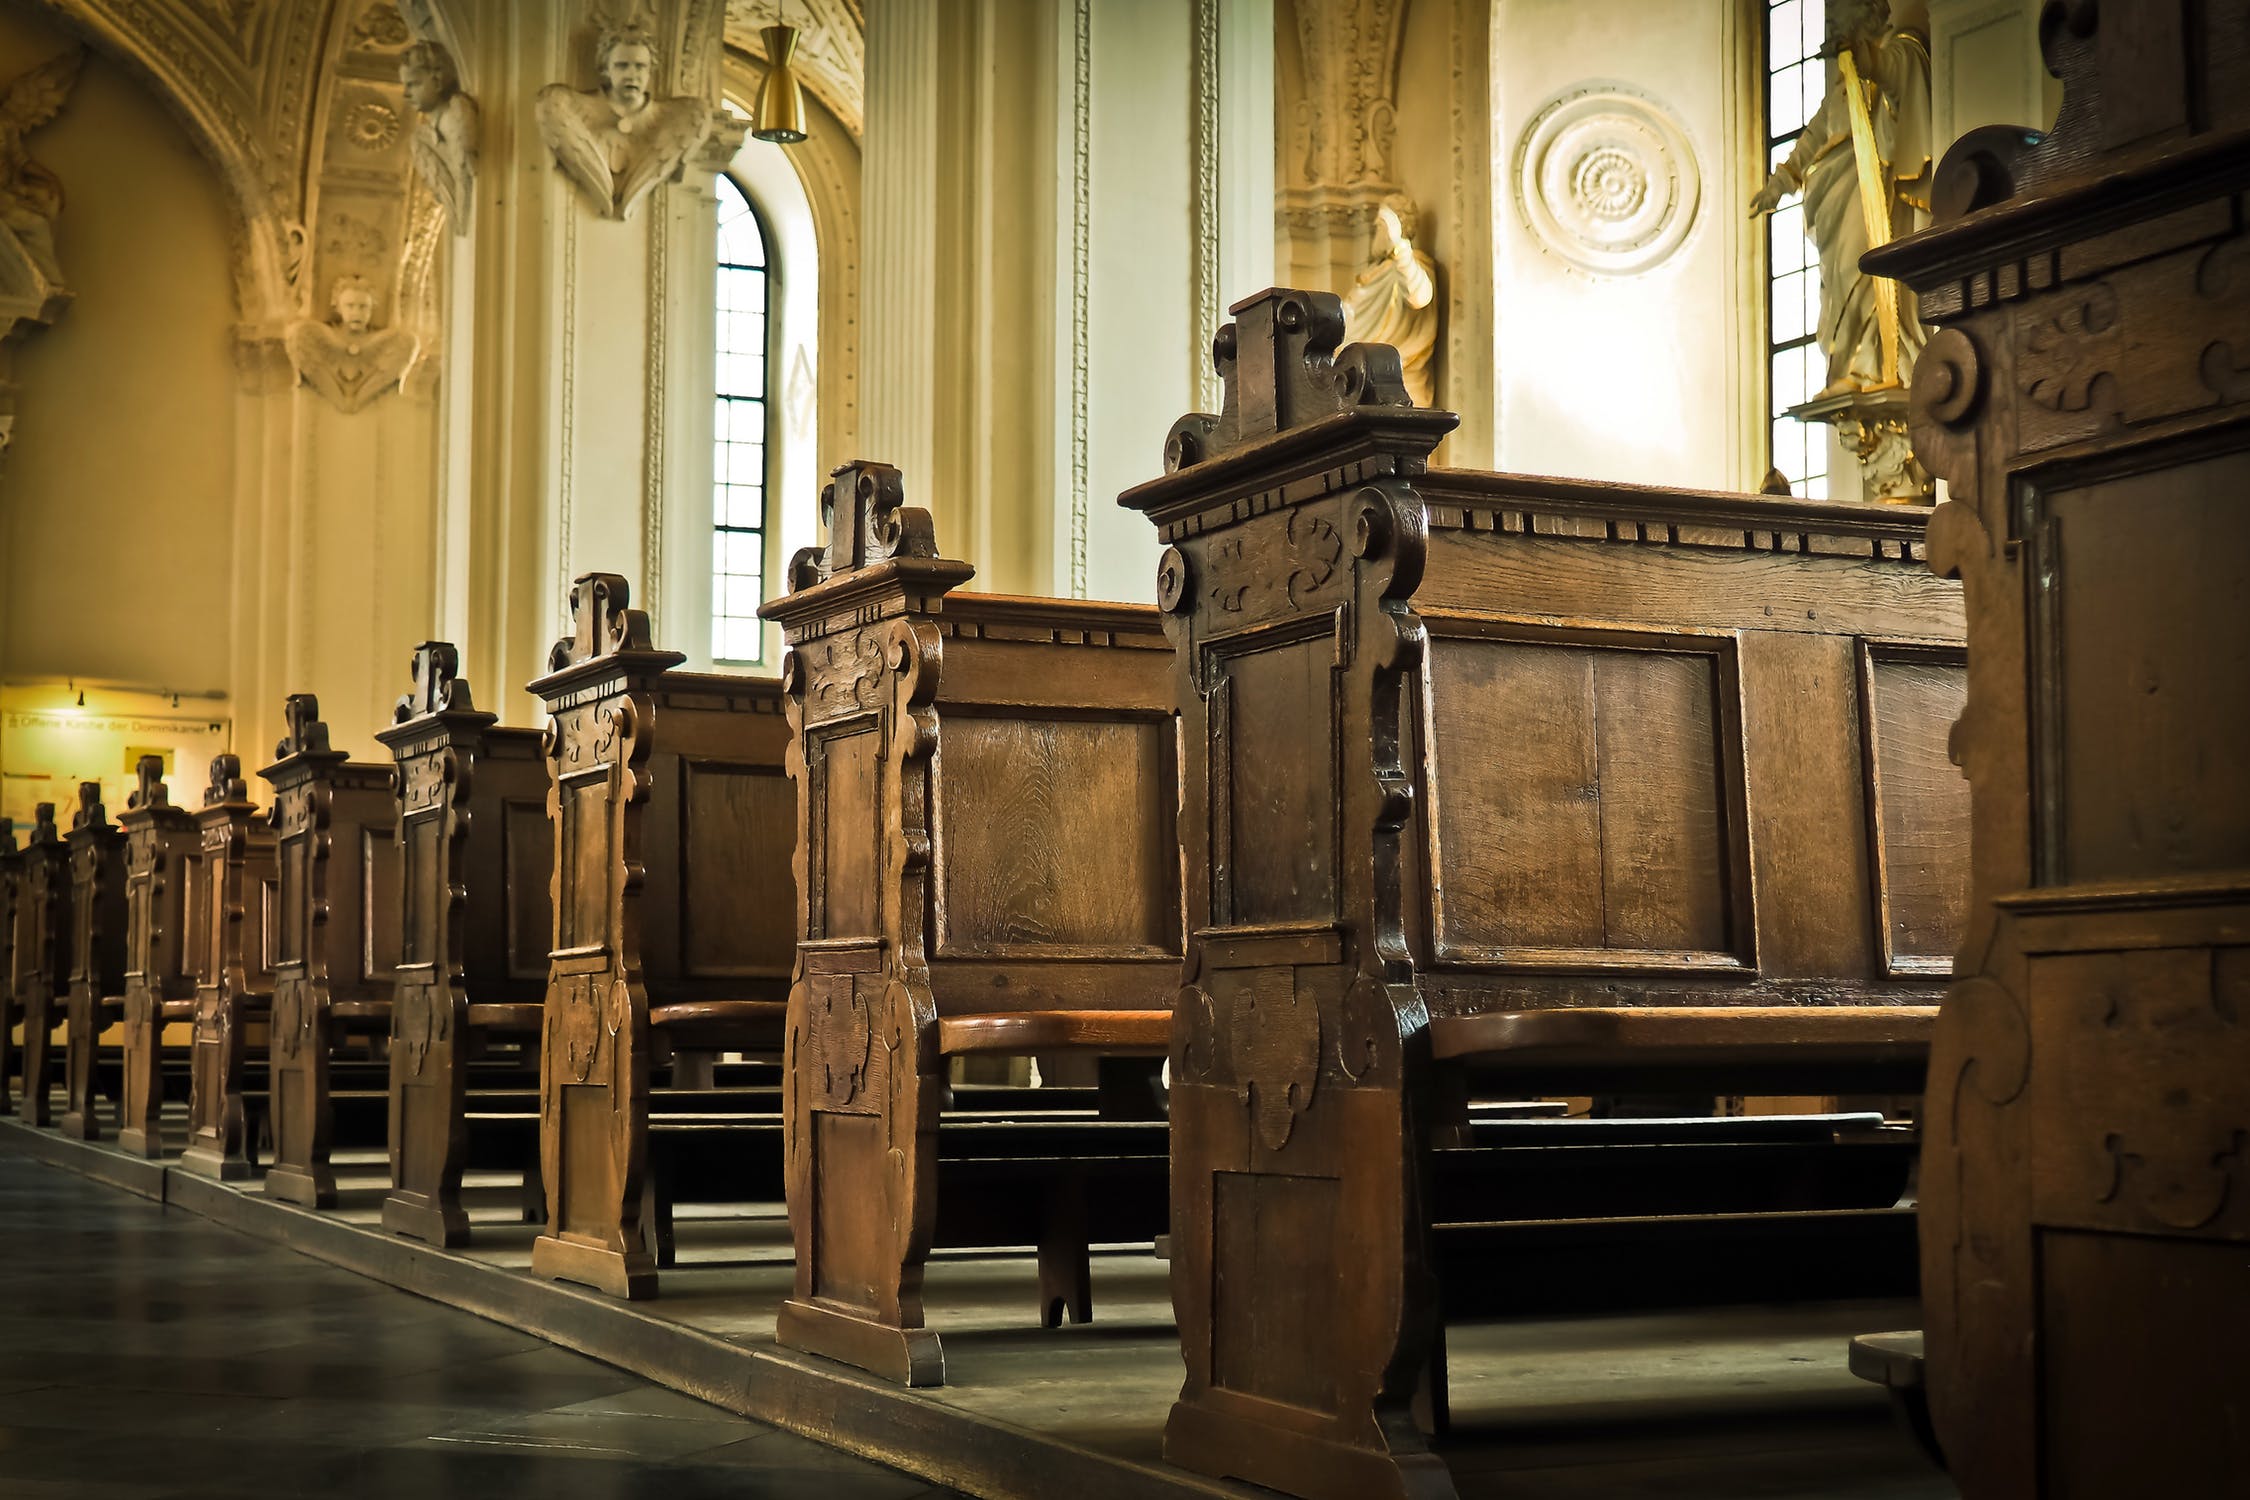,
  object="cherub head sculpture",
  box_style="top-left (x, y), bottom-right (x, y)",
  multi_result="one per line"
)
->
top-left (330, 276), bottom-right (378, 336)
top-left (595, 21), bottom-right (658, 114)
top-left (1373, 192), bottom-right (1420, 256)
top-left (399, 41), bottom-right (458, 115)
